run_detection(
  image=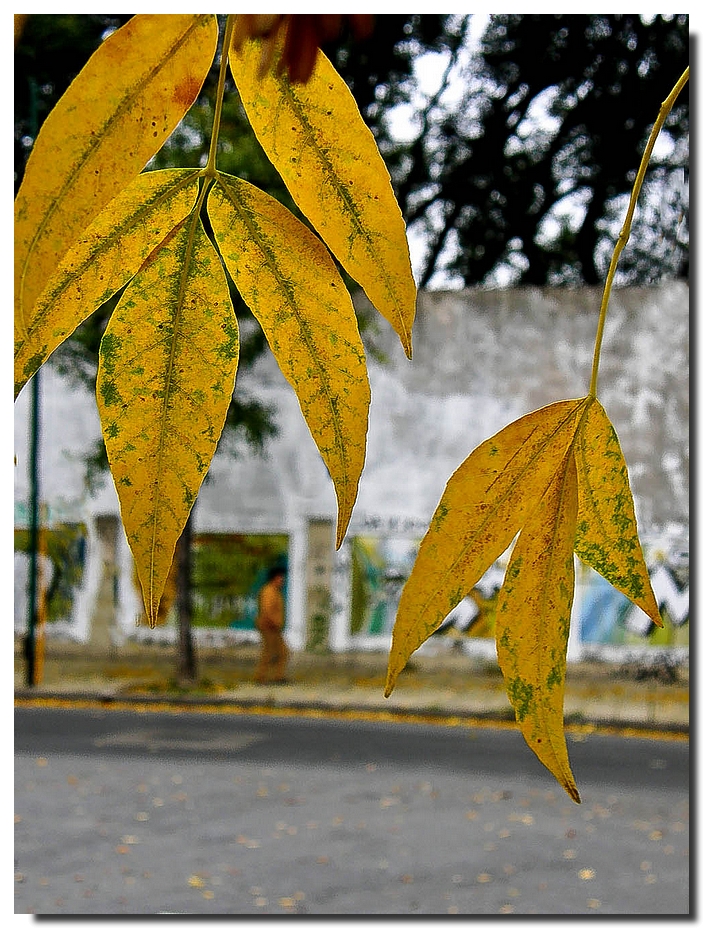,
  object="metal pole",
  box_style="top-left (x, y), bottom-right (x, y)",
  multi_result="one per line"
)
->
top-left (25, 369), bottom-right (41, 686)
top-left (23, 73), bottom-right (41, 686)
